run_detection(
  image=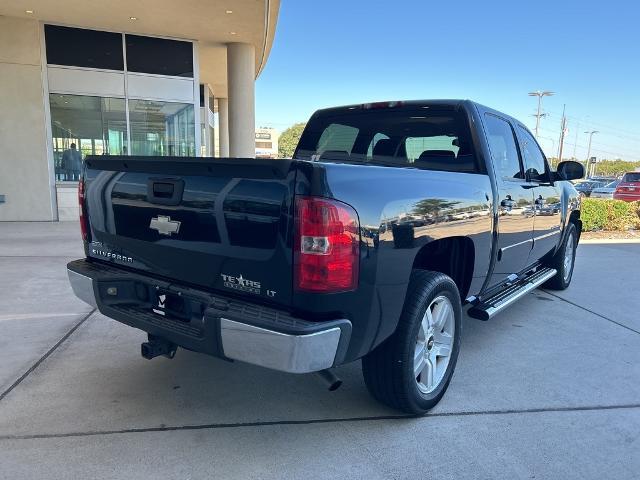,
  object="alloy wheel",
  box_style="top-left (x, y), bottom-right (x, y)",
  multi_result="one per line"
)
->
top-left (414, 295), bottom-right (455, 394)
